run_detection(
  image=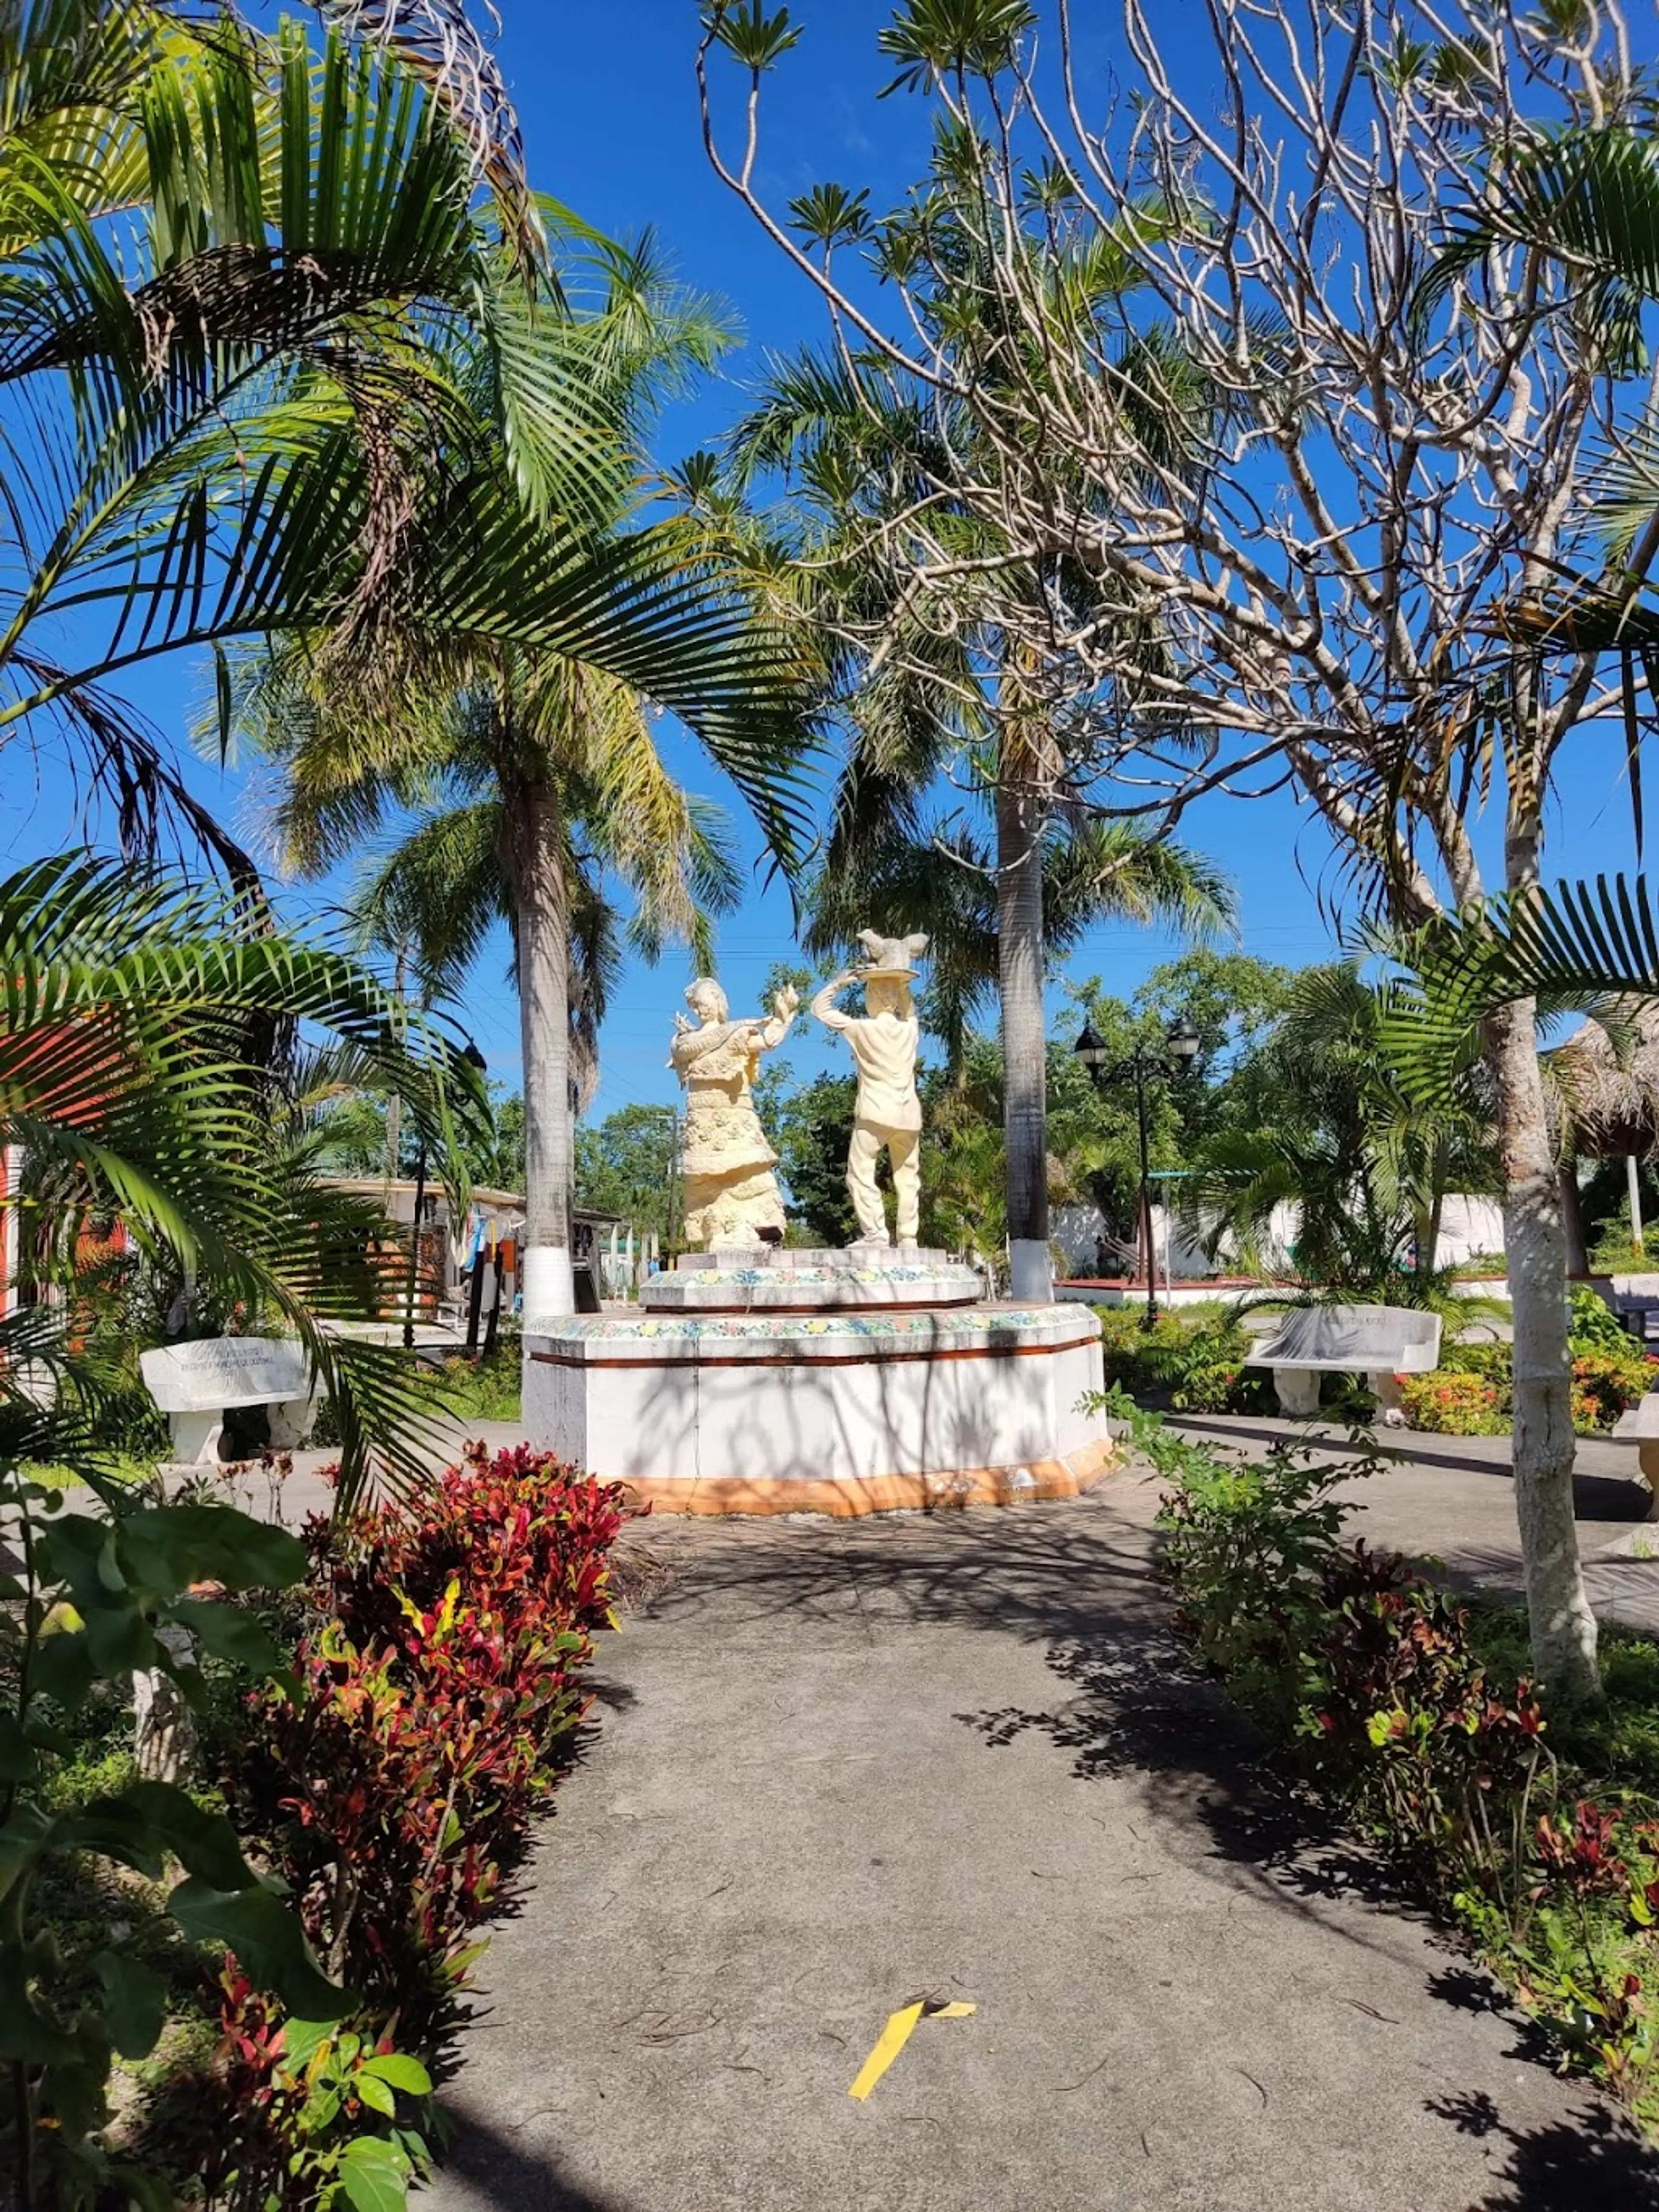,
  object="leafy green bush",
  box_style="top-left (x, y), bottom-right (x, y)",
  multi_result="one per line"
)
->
top-left (1437, 1339), bottom-right (1513, 1388)
top-left (1570, 1282), bottom-right (1641, 1357)
top-left (1093, 1304), bottom-right (1276, 1413)
top-left (1131, 1396), bottom-right (1659, 2138)
top-left (149, 1444), bottom-right (627, 2204)
top-left (1400, 1296), bottom-right (1651, 1435)
top-left (1398, 1369), bottom-right (1509, 1435)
